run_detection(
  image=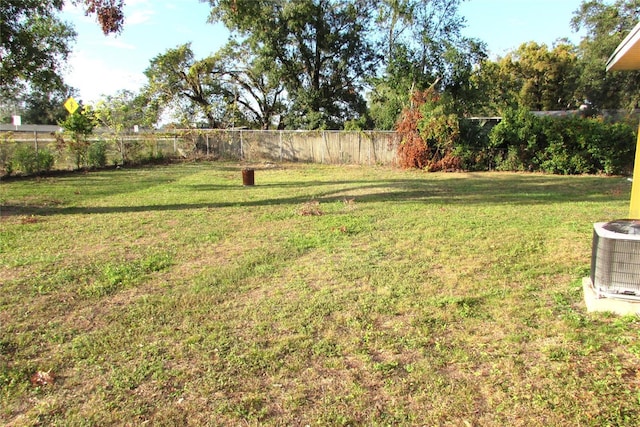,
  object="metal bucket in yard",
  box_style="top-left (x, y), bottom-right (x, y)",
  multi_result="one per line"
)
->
top-left (242, 168), bottom-right (255, 186)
